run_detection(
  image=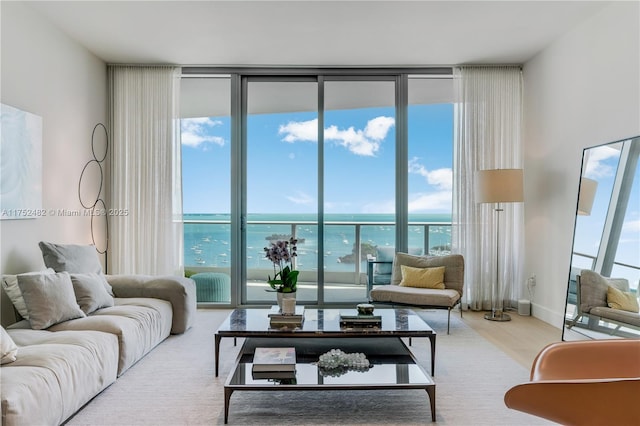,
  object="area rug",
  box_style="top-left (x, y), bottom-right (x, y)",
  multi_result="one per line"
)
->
top-left (67, 309), bottom-right (551, 425)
